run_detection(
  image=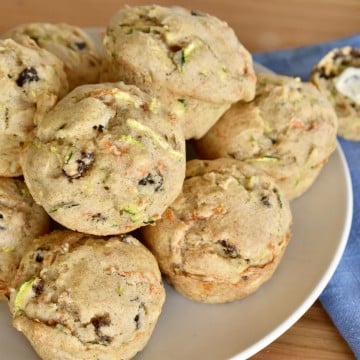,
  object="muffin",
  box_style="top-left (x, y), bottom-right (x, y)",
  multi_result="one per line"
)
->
top-left (3, 22), bottom-right (102, 90)
top-left (22, 82), bottom-right (185, 235)
top-left (9, 230), bottom-right (165, 360)
top-left (0, 38), bottom-right (68, 176)
top-left (311, 46), bottom-right (360, 140)
top-left (0, 178), bottom-right (49, 299)
top-left (196, 73), bottom-right (338, 200)
top-left (102, 5), bottom-right (256, 139)
top-left (143, 159), bottom-right (292, 303)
